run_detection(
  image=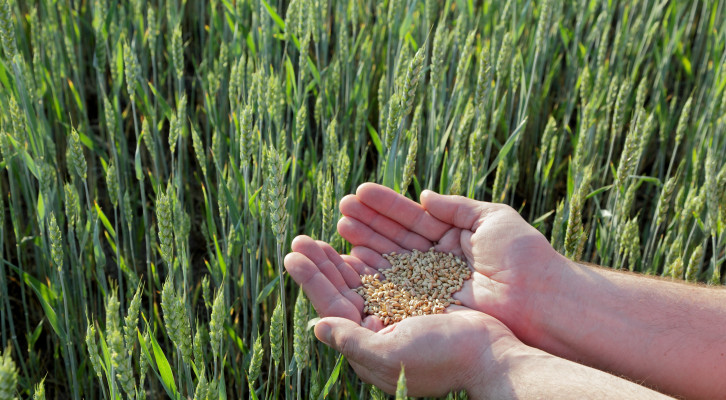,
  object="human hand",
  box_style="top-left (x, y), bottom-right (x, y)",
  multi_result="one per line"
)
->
top-left (338, 183), bottom-right (562, 345)
top-left (313, 307), bottom-right (520, 397)
top-left (284, 234), bottom-right (524, 397)
top-left (283, 235), bottom-right (386, 331)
